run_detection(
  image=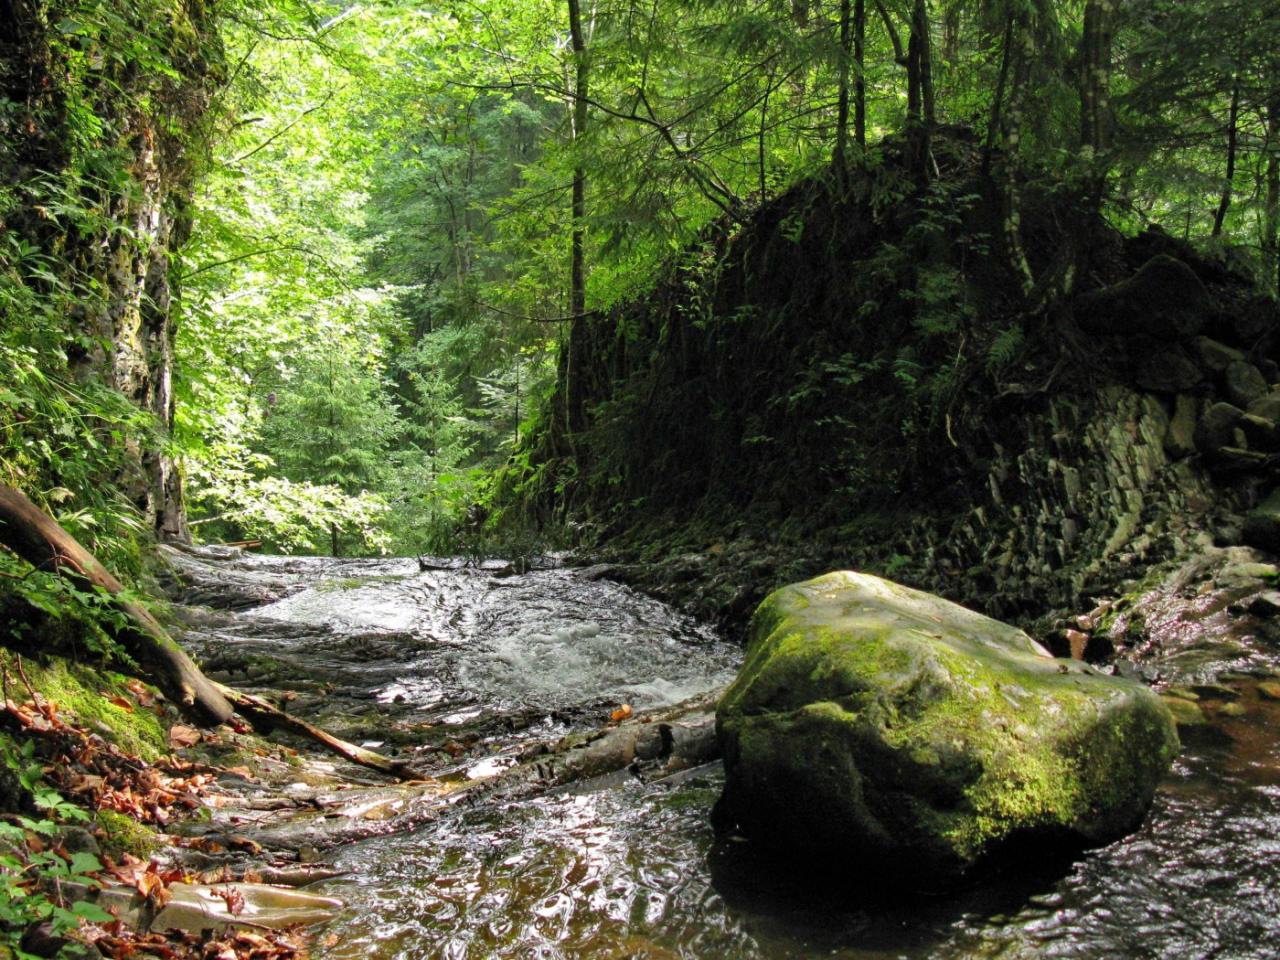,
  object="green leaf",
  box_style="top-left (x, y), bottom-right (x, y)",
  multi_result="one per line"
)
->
top-left (70, 899), bottom-right (113, 922)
